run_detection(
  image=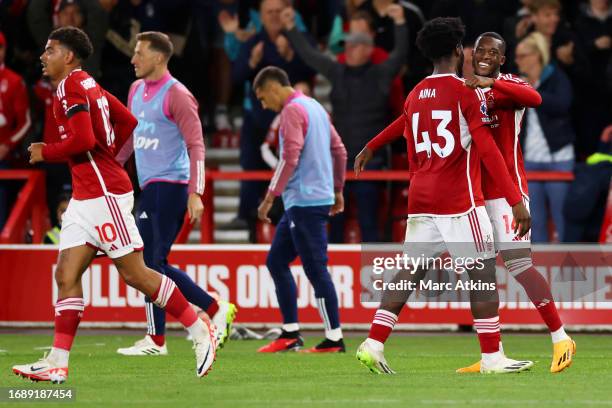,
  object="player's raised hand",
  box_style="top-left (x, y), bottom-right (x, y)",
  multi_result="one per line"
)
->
top-left (330, 192), bottom-right (344, 216)
top-left (187, 193), bottom-right (204, 224)
top-left (512, 201), bottom-right (531, 238)
top-left (258, 193), bottom-right (275, 224)
top-left (384, 4), bottom-right (405, 25)
top-left (28, 142), bottom-right (45, 164)
top-left (280, 7), bottom-right (296, 31)
top-left (464, 75), bottom-right (495, 89)
top-left (354, 146), bottom-right (373, 177)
